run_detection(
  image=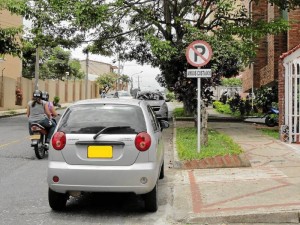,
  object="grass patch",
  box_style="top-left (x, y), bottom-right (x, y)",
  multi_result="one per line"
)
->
top-left (176, 127), bottom-right (243, 160)
top-left (260, 128), bottom-right (279, 139)
top-left (173, 107), bottom-right (193, 117)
